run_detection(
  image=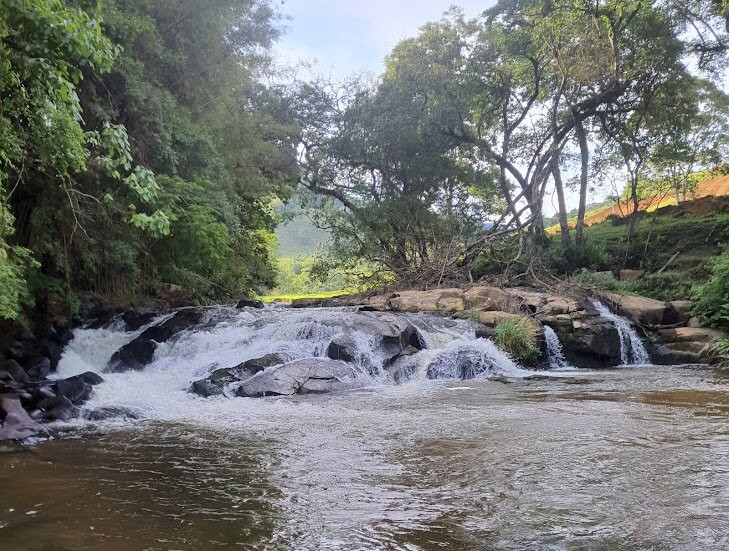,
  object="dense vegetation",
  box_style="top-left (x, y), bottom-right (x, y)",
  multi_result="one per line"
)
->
top-left (1, 0), bottom-right (297, 324)
top-left (3, 0), bottom-right (729, 331)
